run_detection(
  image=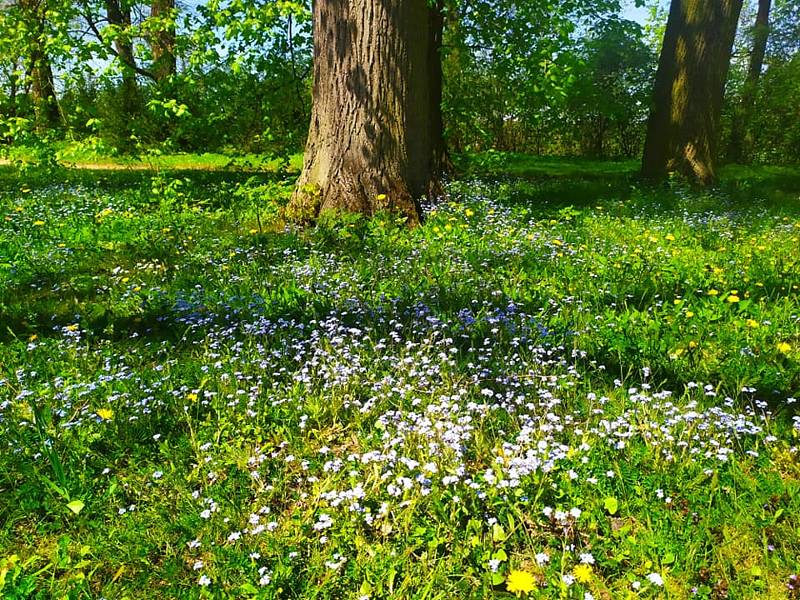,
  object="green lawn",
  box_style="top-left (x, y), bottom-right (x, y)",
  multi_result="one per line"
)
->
top-left (1, 157), bottom-right (799, 599)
